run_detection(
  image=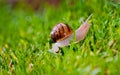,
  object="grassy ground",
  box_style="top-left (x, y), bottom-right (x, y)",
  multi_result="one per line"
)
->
top-left (0, 0), bottom-right (120, 75)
